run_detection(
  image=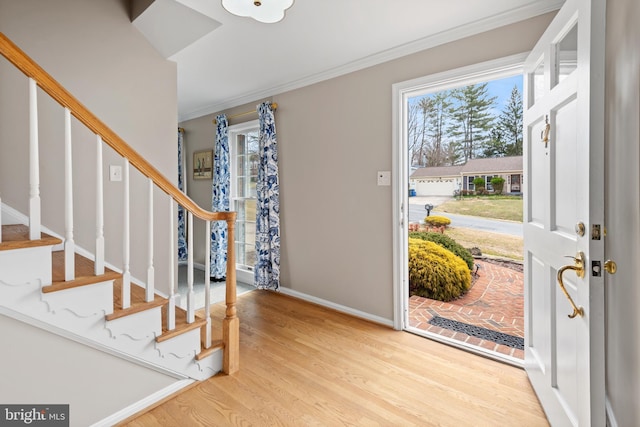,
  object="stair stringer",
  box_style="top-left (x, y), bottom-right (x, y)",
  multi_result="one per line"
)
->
top-left (0, 244), bottom-right (223, 381)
